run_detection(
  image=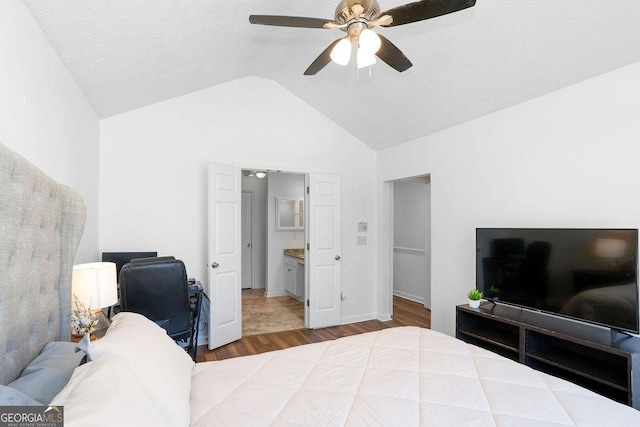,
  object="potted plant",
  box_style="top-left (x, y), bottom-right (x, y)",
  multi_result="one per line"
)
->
top-left (468, 288), bottom-right (483, 308)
